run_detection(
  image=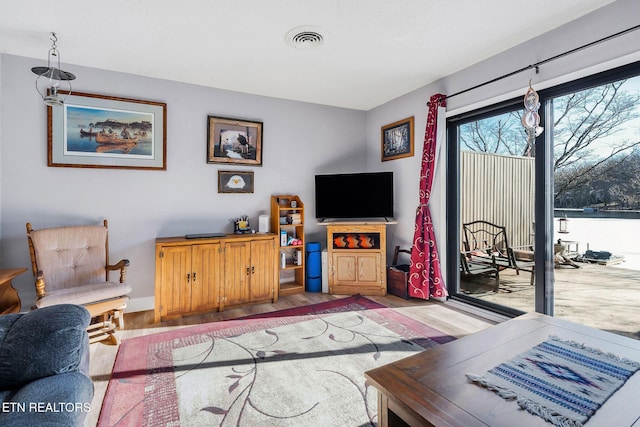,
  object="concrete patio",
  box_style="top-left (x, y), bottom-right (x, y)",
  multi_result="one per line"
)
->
top-left (461, 261), bottom-right (640, 340)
